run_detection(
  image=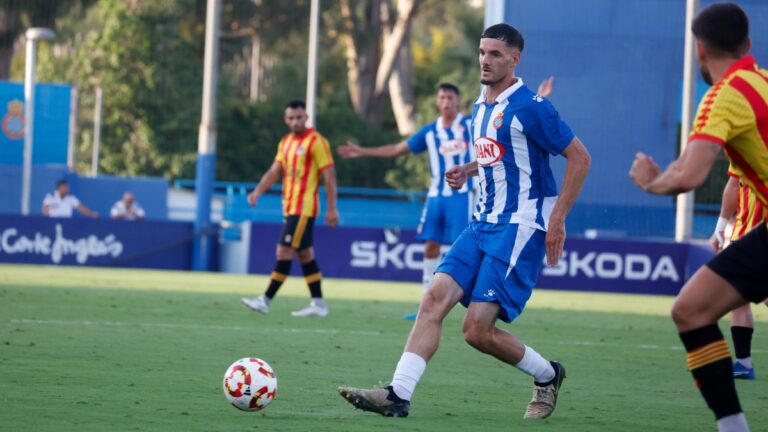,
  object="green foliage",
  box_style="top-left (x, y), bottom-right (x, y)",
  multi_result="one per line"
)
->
top-left (25, 0), bottom-right (484, 190)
